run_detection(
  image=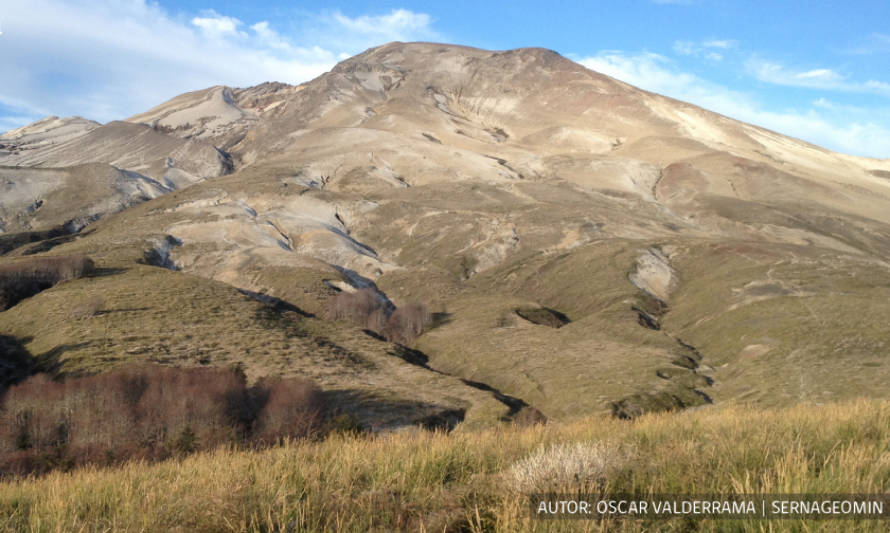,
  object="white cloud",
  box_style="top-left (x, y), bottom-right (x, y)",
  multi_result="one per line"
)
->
top-left (702, 39), bottom-right (735, 49)
top-left (0, 1), bottom-right (436, 129)
top-left (581, 52), bottom-right (701, 96)
top-left (673, 39), bottom-right (736, 60)
top-left (192, 12), bottom-right (246, 38)
top-left (578, 51), bottom-right (890, 158)
top-left (865, 80), bottom-right (890, 92)
top-left (748, 59), bottom-right (844, 87)
top-left (332, 9), bottom-right (434, 41)
top-left (746, 58), bottom-right (890, 97)
top-left (673, 41), bottom-right (696, 56)
top-left (795, 68), bottom-right (842, 81)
